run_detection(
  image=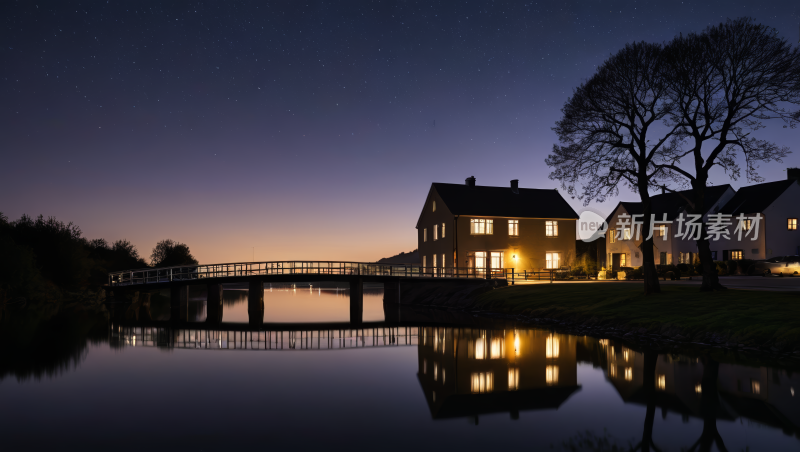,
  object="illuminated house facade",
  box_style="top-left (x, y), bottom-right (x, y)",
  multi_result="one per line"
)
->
top-left (417, 327), bottom-right (579, 420)
top-left (416, 177), bottom-right (578, 273)
top-left (603, 185), bottom-right (734, 270)
top-left (604, 172), bottom-right (800, 270)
